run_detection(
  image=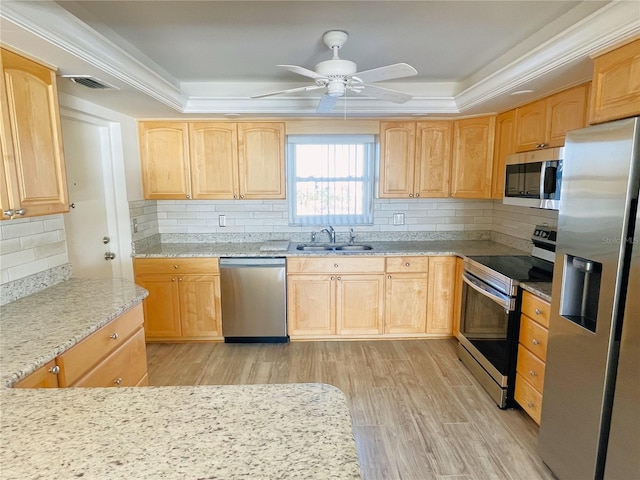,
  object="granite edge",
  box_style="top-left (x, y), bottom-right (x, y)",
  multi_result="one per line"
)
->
top-left (520, 282), bottom-right (552, 303)
top-left (0, 264), bottom-right (72, 306)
